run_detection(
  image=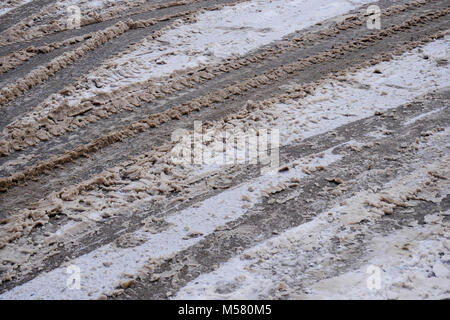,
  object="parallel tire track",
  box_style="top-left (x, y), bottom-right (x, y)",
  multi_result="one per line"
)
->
top-left (1, 89), bottom-right (448, 296)
top-left (0, 0), bottom-right (437, 156)
top-left (0, 0), bottom-right (251, 108)
top-left (0, 0), bottom-right (448, 300)
top-left (0, 4), bottom-right (447, 191)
